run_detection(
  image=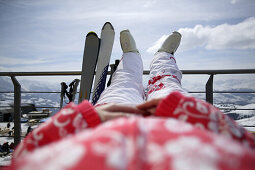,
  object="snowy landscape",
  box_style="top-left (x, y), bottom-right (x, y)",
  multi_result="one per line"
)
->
top-left (0, 0), bottom-right (255, 168)
top-left (1, 75), bottom-right (255, 121)
top-left (0, 122), bottom-right (31, 166)
top-left (0, 75), bottom-right (255, 166)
